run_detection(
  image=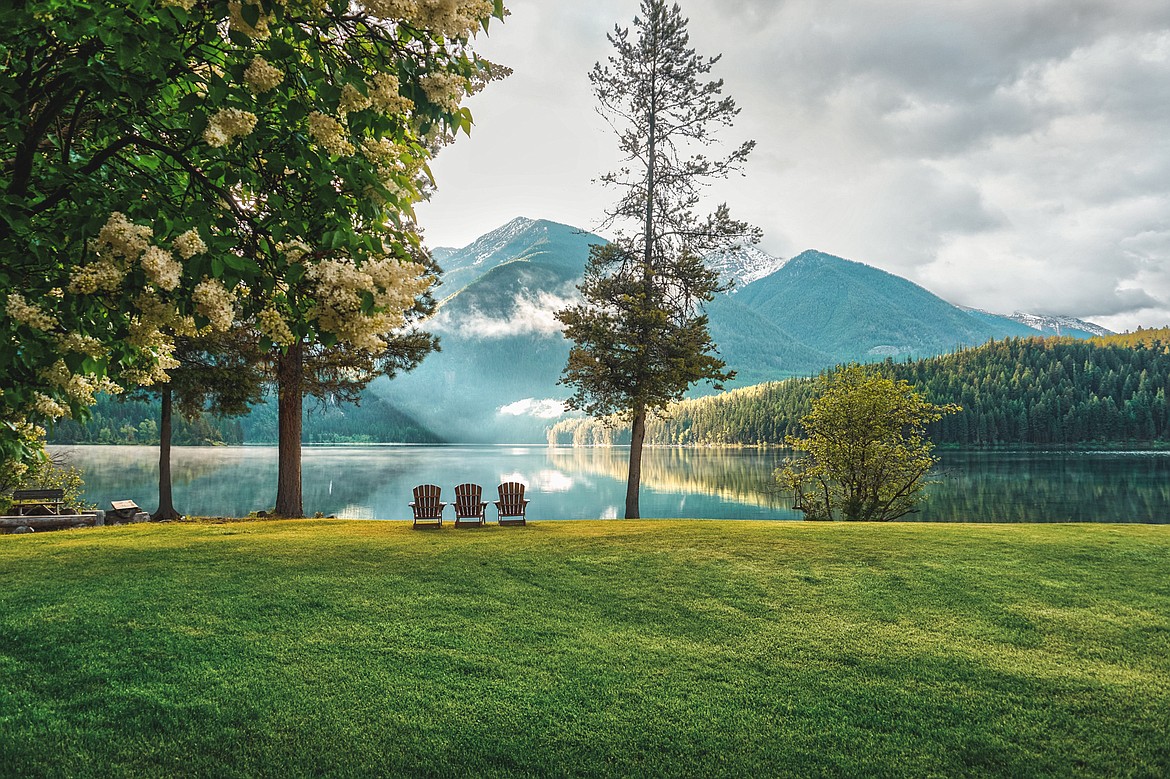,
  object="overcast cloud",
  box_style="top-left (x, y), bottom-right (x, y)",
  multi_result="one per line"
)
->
top-left (416, 0), bottom-right (1170, 331)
